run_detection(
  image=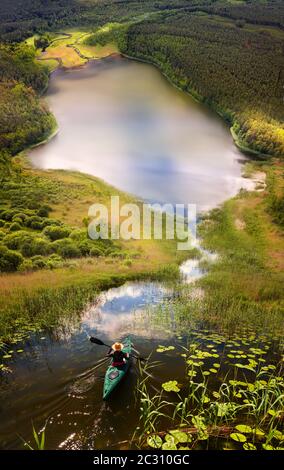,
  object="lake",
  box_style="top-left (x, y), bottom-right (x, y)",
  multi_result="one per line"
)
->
top-left (30, 55), bottom-right (249, 211)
